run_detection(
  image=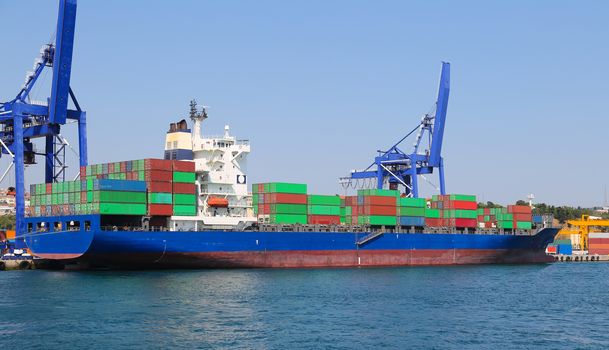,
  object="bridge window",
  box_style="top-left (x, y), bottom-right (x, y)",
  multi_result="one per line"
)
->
top-left (84, 221), bottom-right (91, 231)
top-left (68, 220), bottom-right (81, 231)
top-left (54, 222), bottom-right (62, 232)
